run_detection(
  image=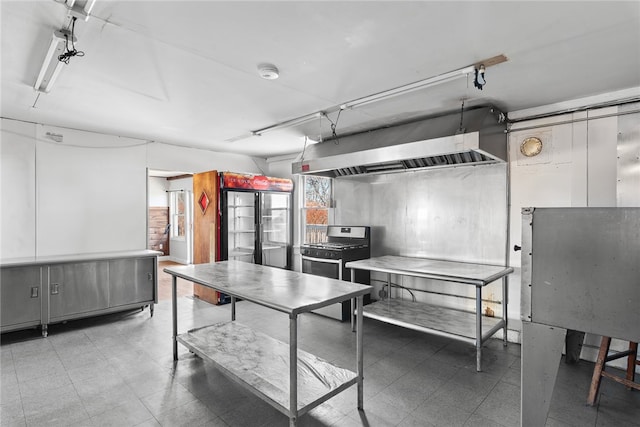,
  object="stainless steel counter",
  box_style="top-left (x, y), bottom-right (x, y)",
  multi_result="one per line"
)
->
top-left (346, 255), bottom-right (513, 371)
top-left (1, 250), bottom-right (160, 336)
top-left (164, 261), bottom-right (372, 427)
top-left (0, 249), bottom-right (161, 267)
